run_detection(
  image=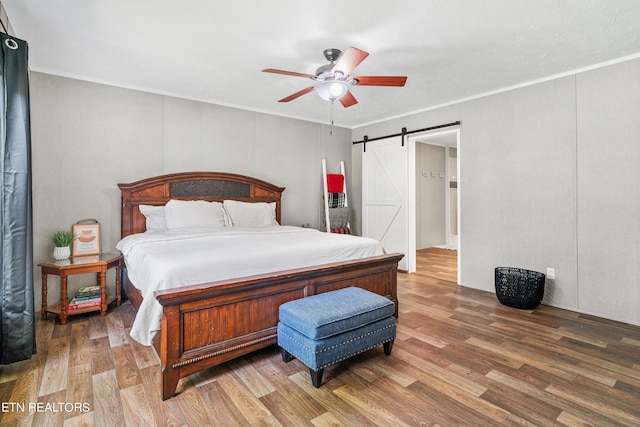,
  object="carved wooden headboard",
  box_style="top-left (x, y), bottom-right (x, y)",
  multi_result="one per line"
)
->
top-left (118, 172), bottom-right (286, 238)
